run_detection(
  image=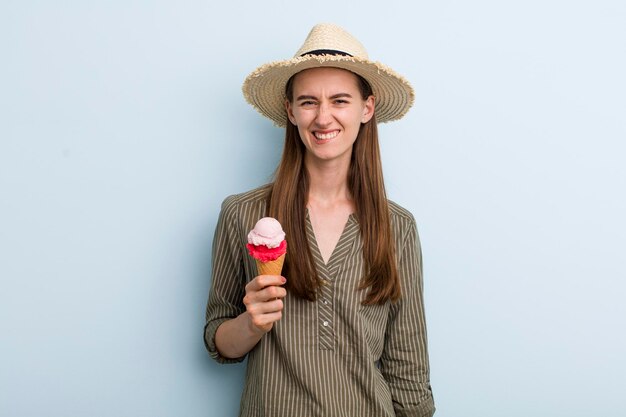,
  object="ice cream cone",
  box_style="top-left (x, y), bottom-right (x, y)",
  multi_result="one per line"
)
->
top-left (256, 253), bottom-right (285, 276)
